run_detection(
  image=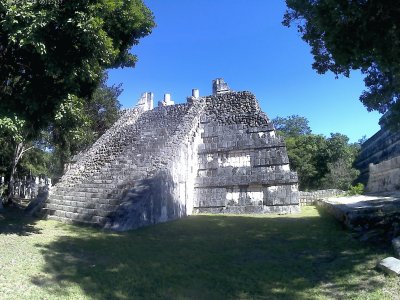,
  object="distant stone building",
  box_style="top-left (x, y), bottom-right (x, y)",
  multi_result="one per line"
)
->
top-left (355, 114), bottom-right (400, 193)
top-left (38, 79), bottom-right (299, 230)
